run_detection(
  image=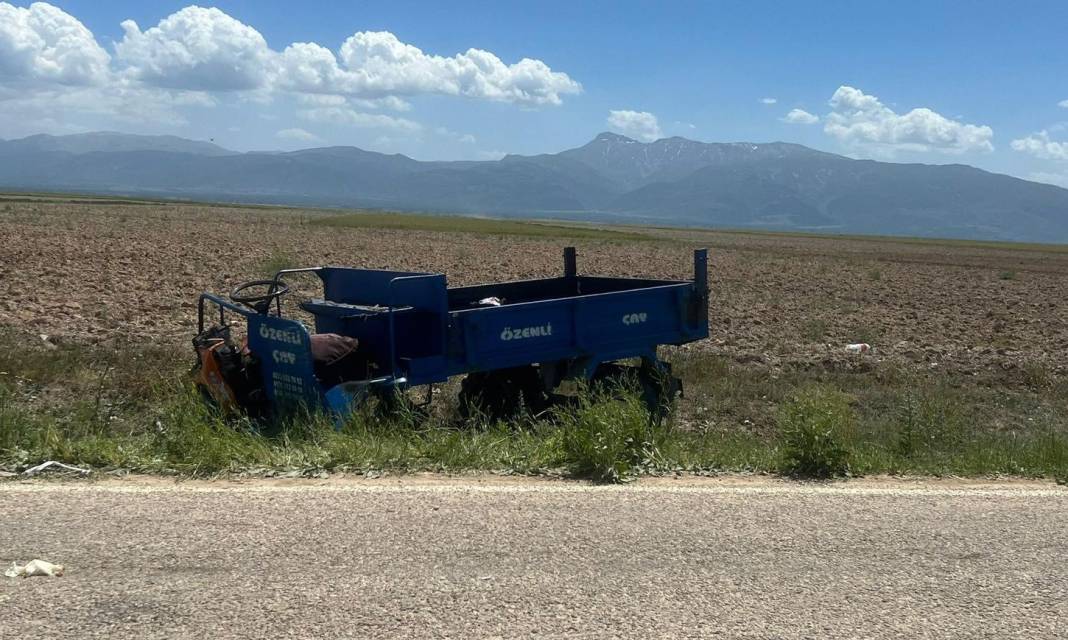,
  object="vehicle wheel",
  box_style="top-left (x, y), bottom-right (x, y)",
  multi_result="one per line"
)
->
top-left (590, 361), bottom-right (680, 424)
top-left (459, 366), bottom-right (547, 422)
